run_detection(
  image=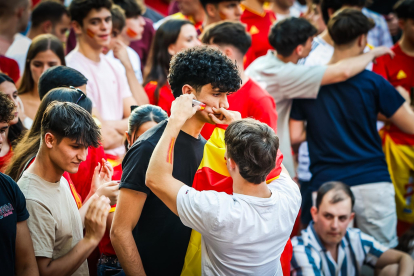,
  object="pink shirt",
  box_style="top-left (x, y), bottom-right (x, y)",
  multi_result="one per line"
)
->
top-left (66, 50), bottom-right (132, 122)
